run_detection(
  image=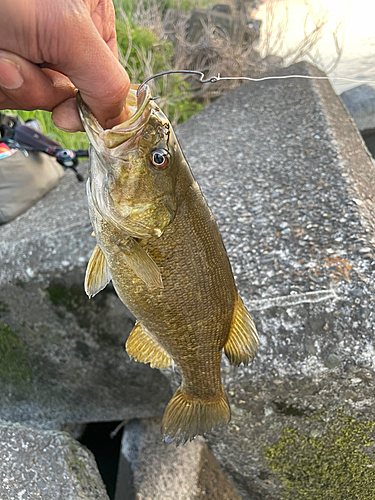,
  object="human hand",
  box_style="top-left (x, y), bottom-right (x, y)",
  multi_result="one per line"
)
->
top-left (0, 0), bottom-right (130, 131)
